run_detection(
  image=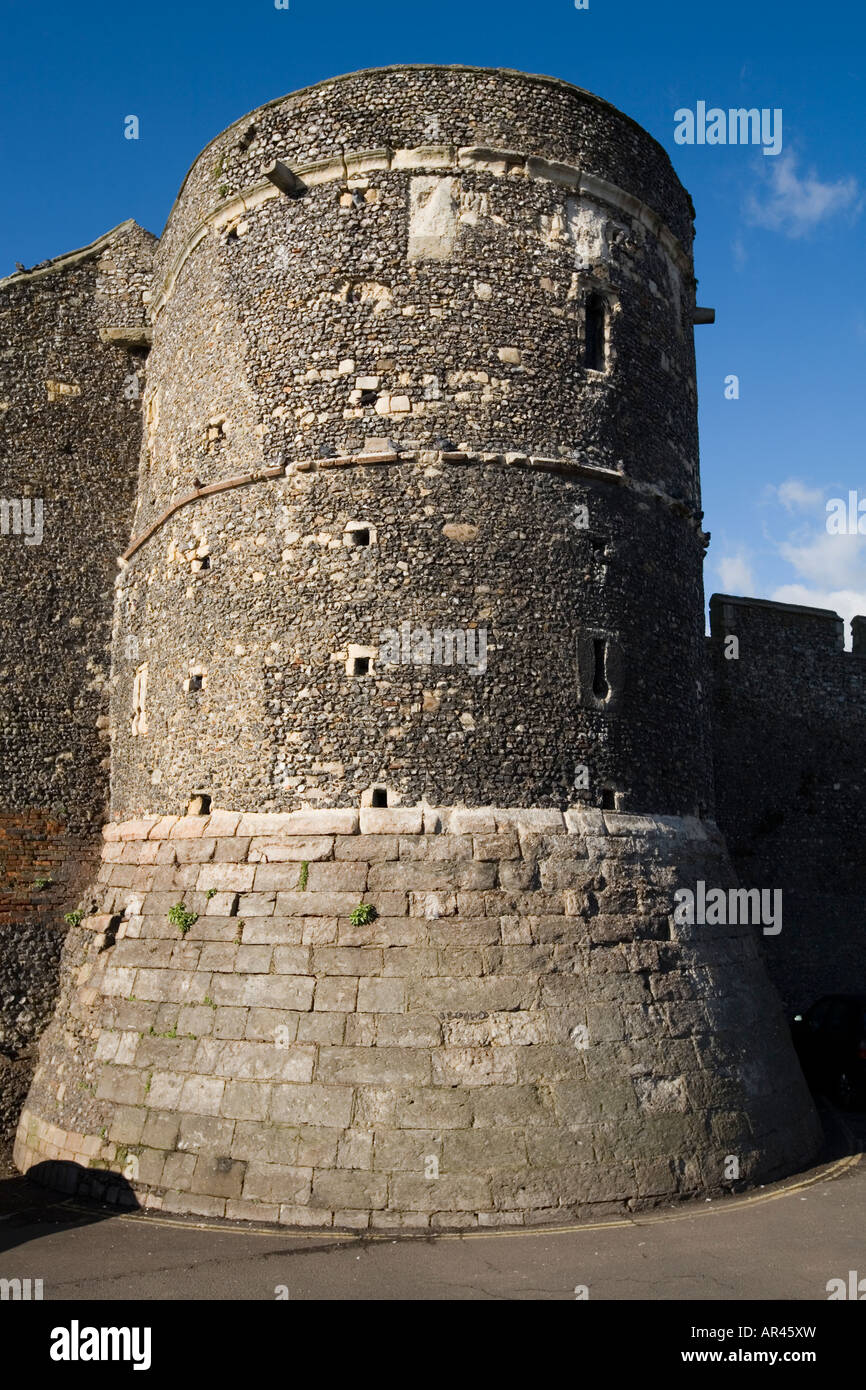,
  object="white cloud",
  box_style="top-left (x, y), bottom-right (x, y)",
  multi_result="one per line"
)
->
top-left (772, 524), bottom-right (866, 643)
top-left (774, 478), bottom-right (824, 512)
top-left (745, 152), bottom-right (861, 238)
top-left (716, 551), bottom-right (755, 593)
top-left (771, 584), bottom-right (866, 636)
top-left (714, 484), bottom-right (866, 646)
top-left (778, 529), bottom-right (866, 589)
